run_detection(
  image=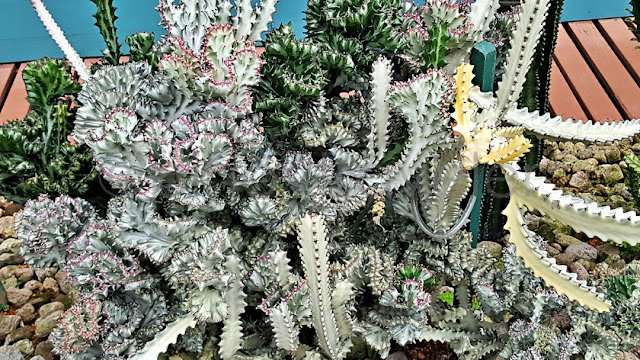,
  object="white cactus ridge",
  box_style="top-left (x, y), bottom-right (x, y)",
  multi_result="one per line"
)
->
top-left (30, 0), bottom-right (91, 81)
